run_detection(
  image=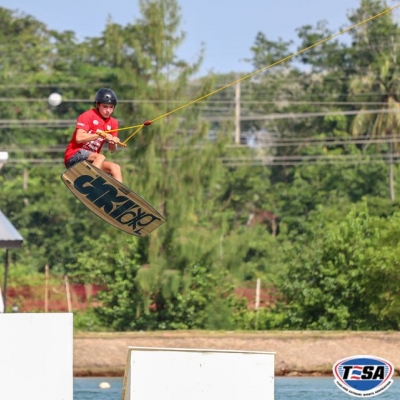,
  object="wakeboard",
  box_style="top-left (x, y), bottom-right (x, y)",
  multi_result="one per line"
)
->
top-left (61, 161), bottom-right (165, 237)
